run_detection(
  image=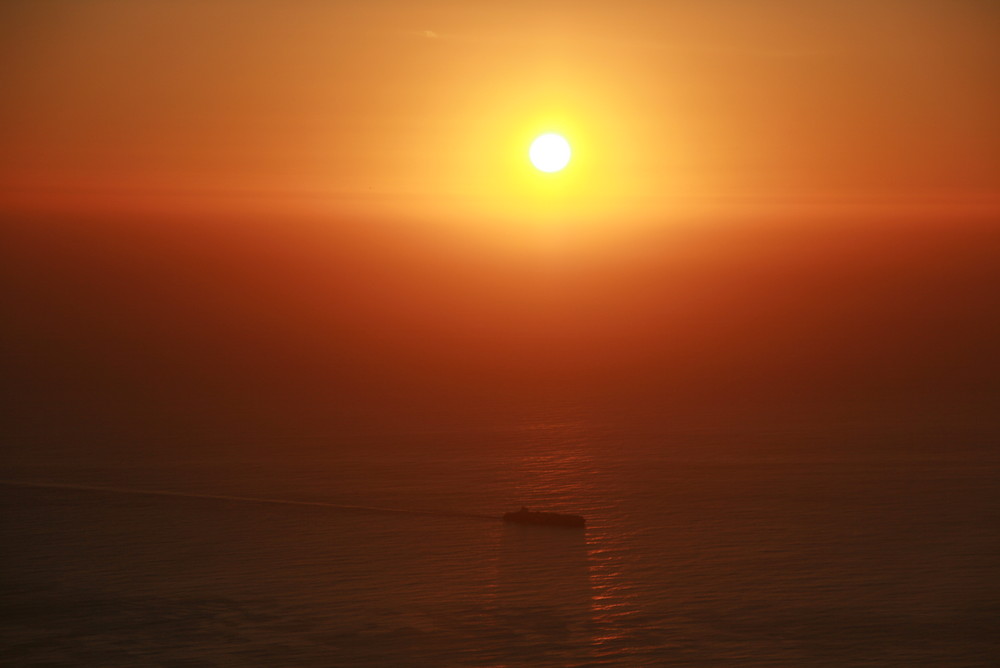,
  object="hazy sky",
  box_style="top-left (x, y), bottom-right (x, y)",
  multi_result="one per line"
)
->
top-left (2, 0), bottom-right (998, 222)
top-left (2, 1), bottom-right (999, 441)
